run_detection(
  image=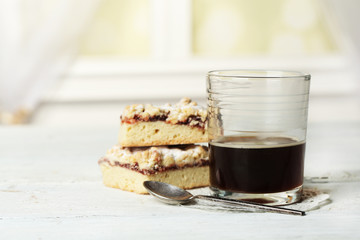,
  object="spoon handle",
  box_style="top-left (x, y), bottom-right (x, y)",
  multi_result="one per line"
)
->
top-left (195, 195), bottom-right (305, 216)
